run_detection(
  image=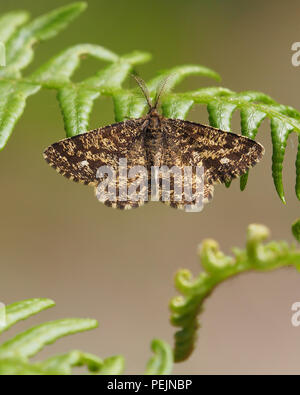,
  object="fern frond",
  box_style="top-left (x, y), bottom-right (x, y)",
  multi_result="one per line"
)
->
top-left (161, 86), bottom-right (300, 203)
top-left (0, 3), bottom-right (87, 78)
top-left (0, 3), bottom-right (88, 149)
top-left (0, 298), bottom-right (172, 375)
top-left (170, 224), bottom-right (300, 362)
top-left (0, 3), bottom-right (151, 148)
